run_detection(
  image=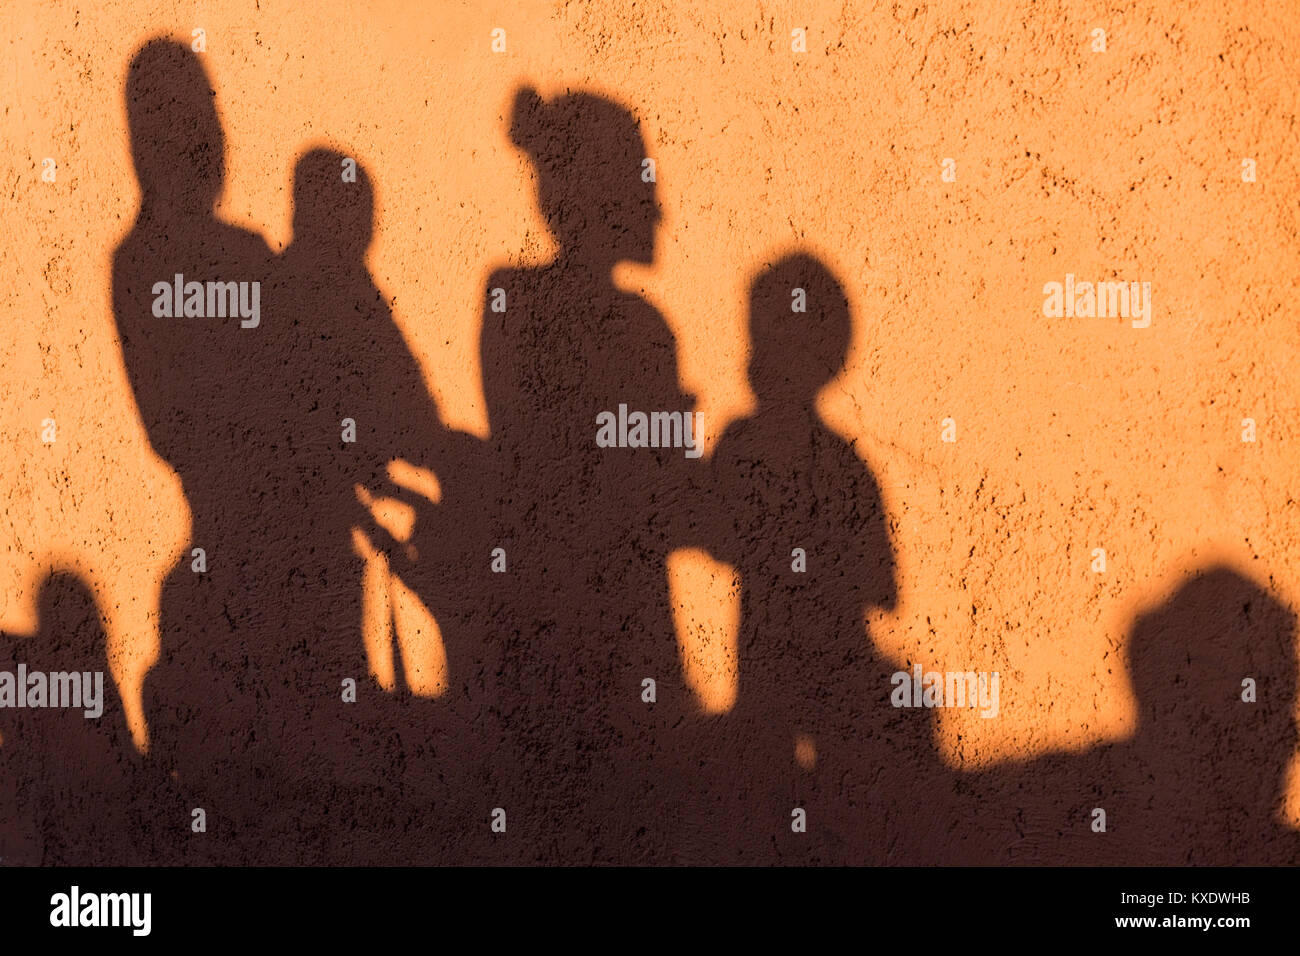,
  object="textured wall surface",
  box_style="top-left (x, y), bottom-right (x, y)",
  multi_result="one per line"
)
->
top-left (1, 1), bottom-right (1298, 865)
